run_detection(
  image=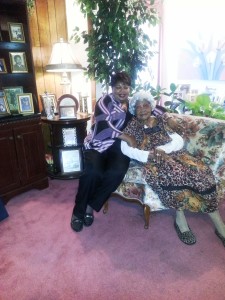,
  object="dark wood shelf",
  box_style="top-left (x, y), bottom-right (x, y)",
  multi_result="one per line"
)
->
top-left (0, 0), bottom-right (39, 114)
